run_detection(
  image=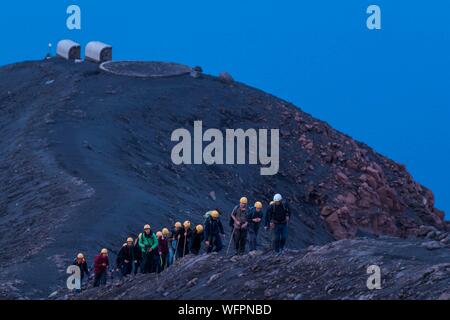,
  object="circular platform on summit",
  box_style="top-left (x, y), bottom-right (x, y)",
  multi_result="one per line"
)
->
top-left (100, 61), bottom-right (192, 78)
